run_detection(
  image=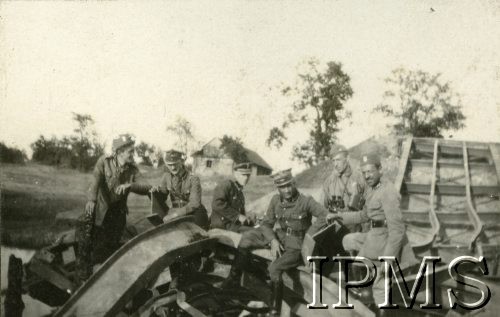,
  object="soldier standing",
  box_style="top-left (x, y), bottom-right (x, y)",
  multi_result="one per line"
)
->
top-left (334, 153), bottom-right (418, 308)
top-left (318, 144), bottom-right (366, 257)
top-left (76, 134), bottom-right (151, 284)
top-left (223, 169), bottom-right (328, 317)
top-left (210, 162), bottom-right (255, 232)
